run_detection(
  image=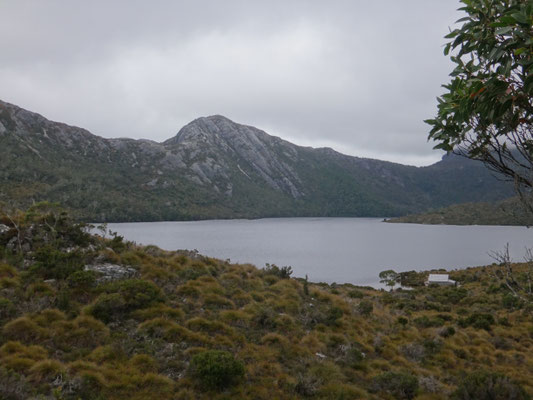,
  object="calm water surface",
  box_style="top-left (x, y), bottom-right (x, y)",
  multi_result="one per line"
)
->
top-left (106, 218), bottom-right (533, 286)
